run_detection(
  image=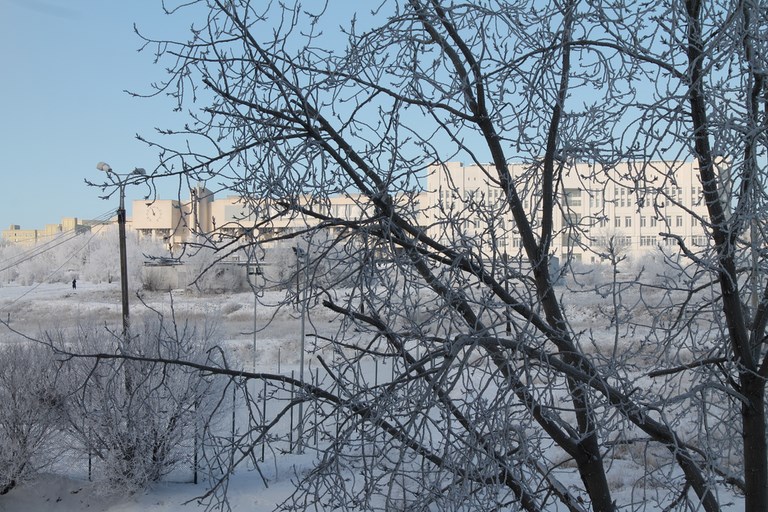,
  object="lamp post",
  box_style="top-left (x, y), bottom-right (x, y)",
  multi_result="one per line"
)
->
top-left (292, 245), bottom-right (309, 452)
top-left (503, 251), bottom-right (511, 335)
top-left (246, 234), bottom-right (262, 373)
top-left (96, 162), bottom-right (145, 339)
